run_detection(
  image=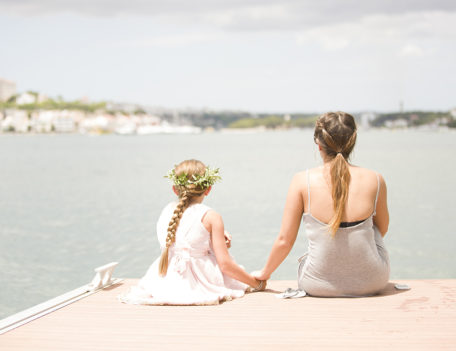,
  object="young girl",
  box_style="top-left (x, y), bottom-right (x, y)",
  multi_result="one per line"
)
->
top-left (120, 159), bottom-right (265, 305)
